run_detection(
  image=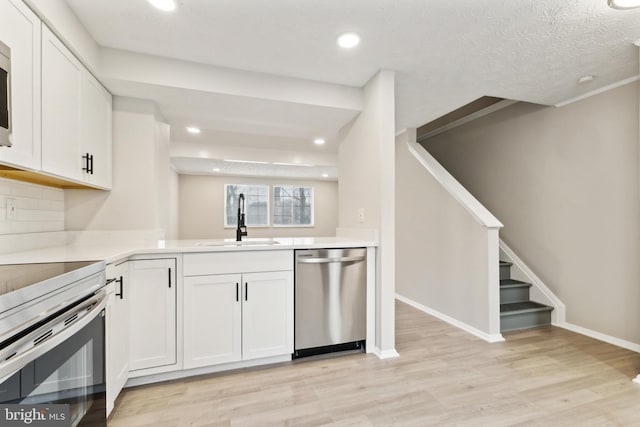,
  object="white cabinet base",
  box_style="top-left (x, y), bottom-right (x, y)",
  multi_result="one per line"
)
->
top-left (125, 354), bottom-right (291, 388)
